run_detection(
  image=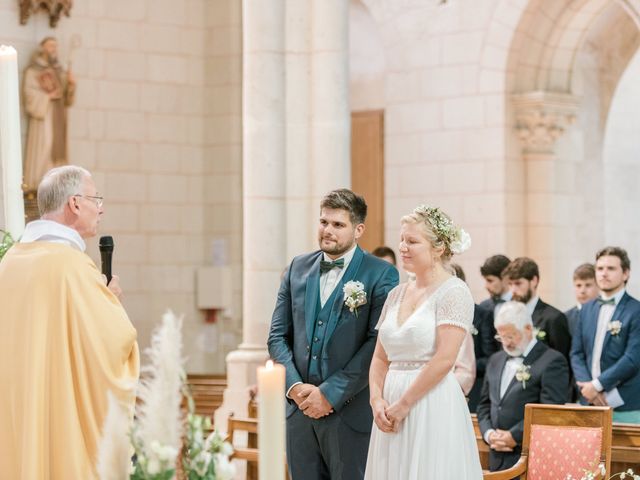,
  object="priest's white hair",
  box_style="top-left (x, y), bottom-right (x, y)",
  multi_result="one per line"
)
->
top-left (37, 165), bottom-right (91, 215)
top-left (494, 301), bottom-right (533, 331)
